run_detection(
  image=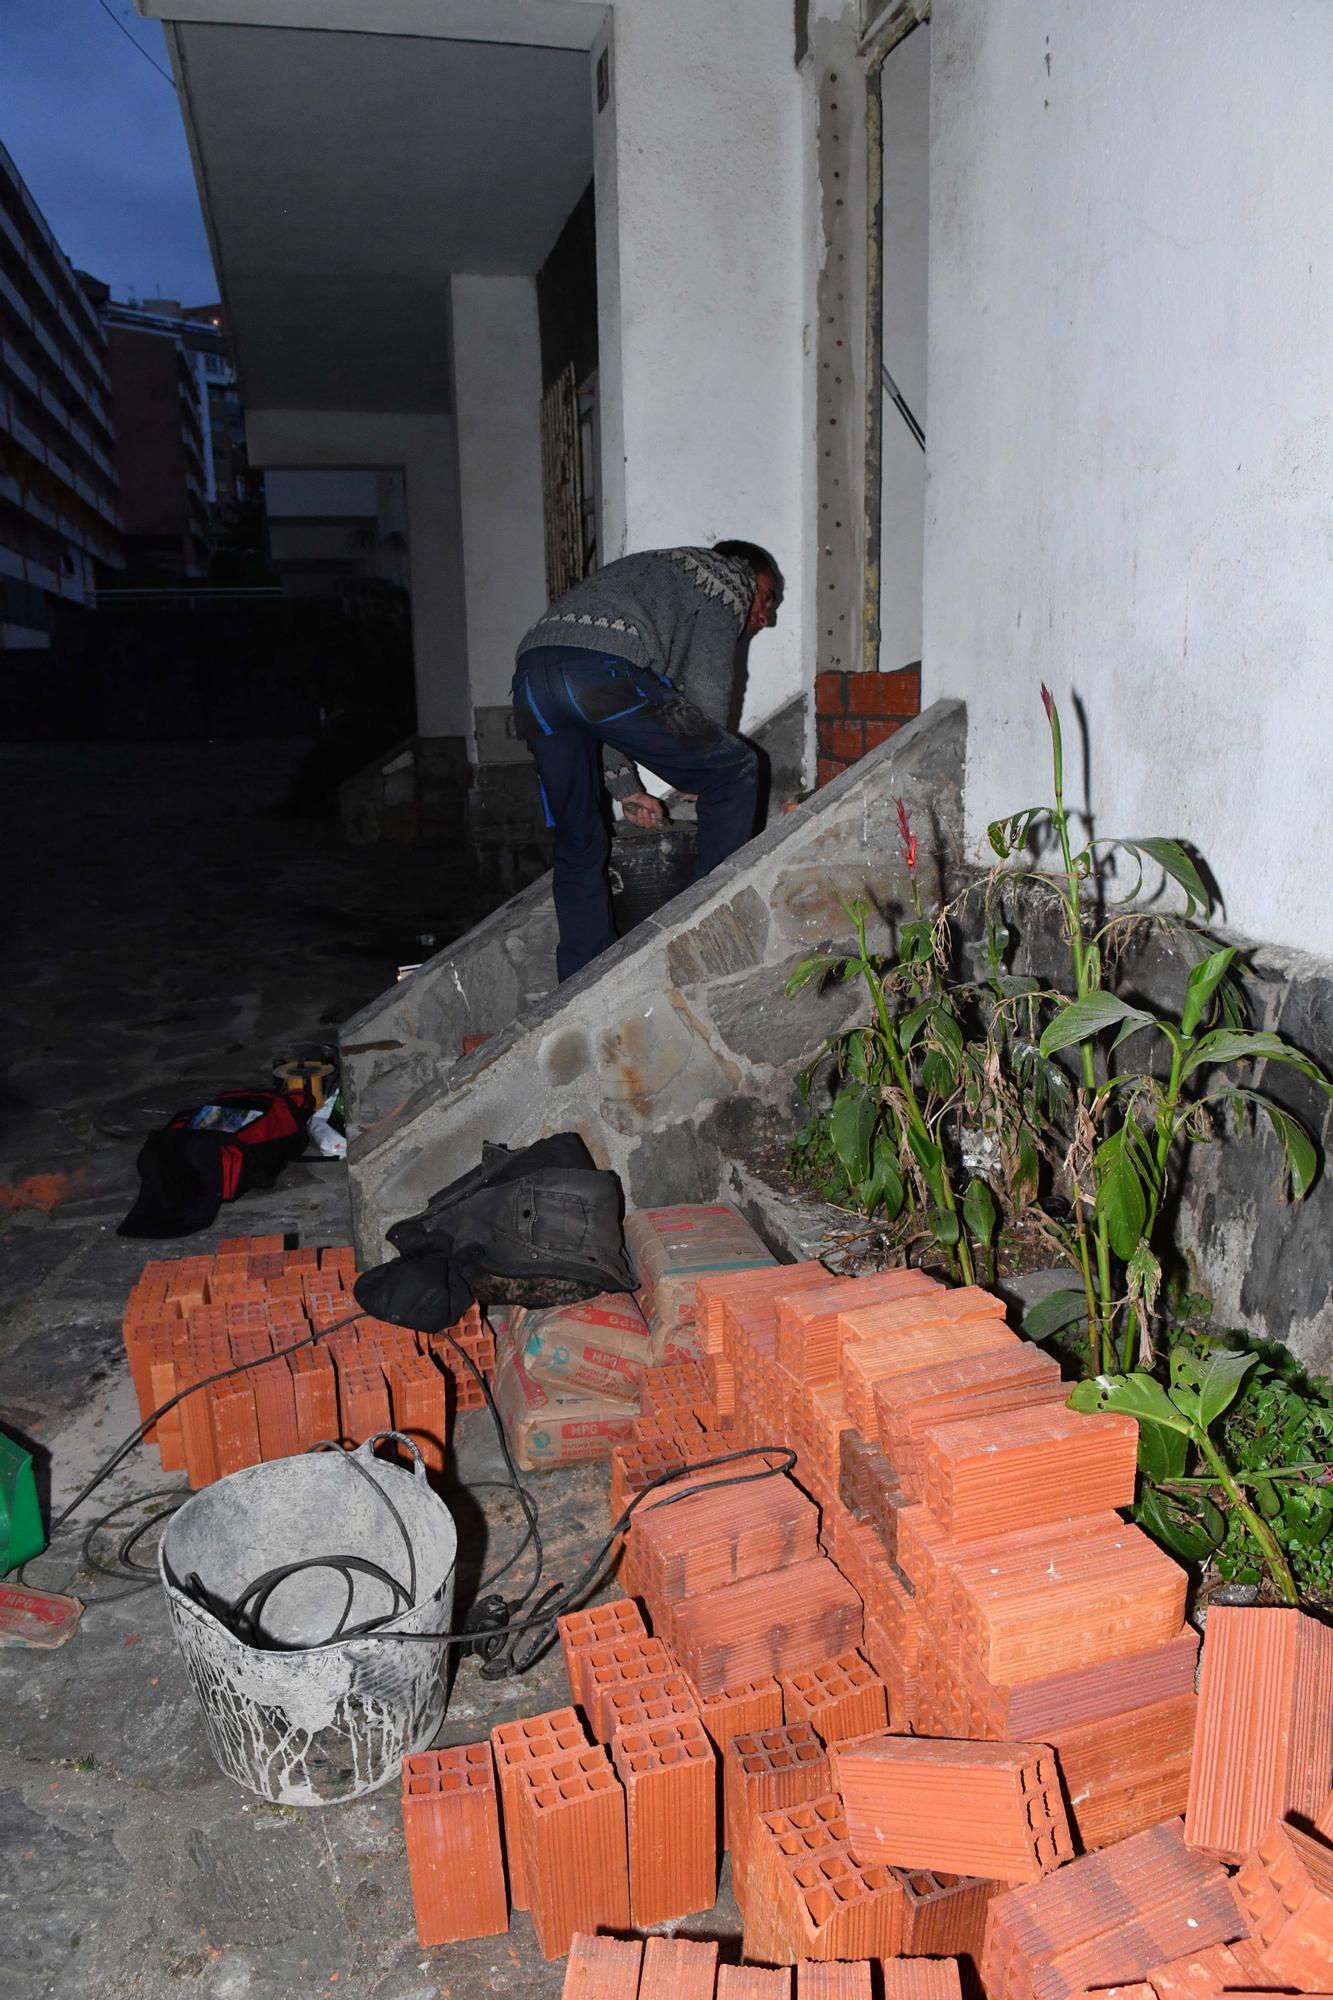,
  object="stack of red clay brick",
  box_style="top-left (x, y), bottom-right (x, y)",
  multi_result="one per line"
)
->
top-left (120, 1237), bottom-right (492, 1487)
